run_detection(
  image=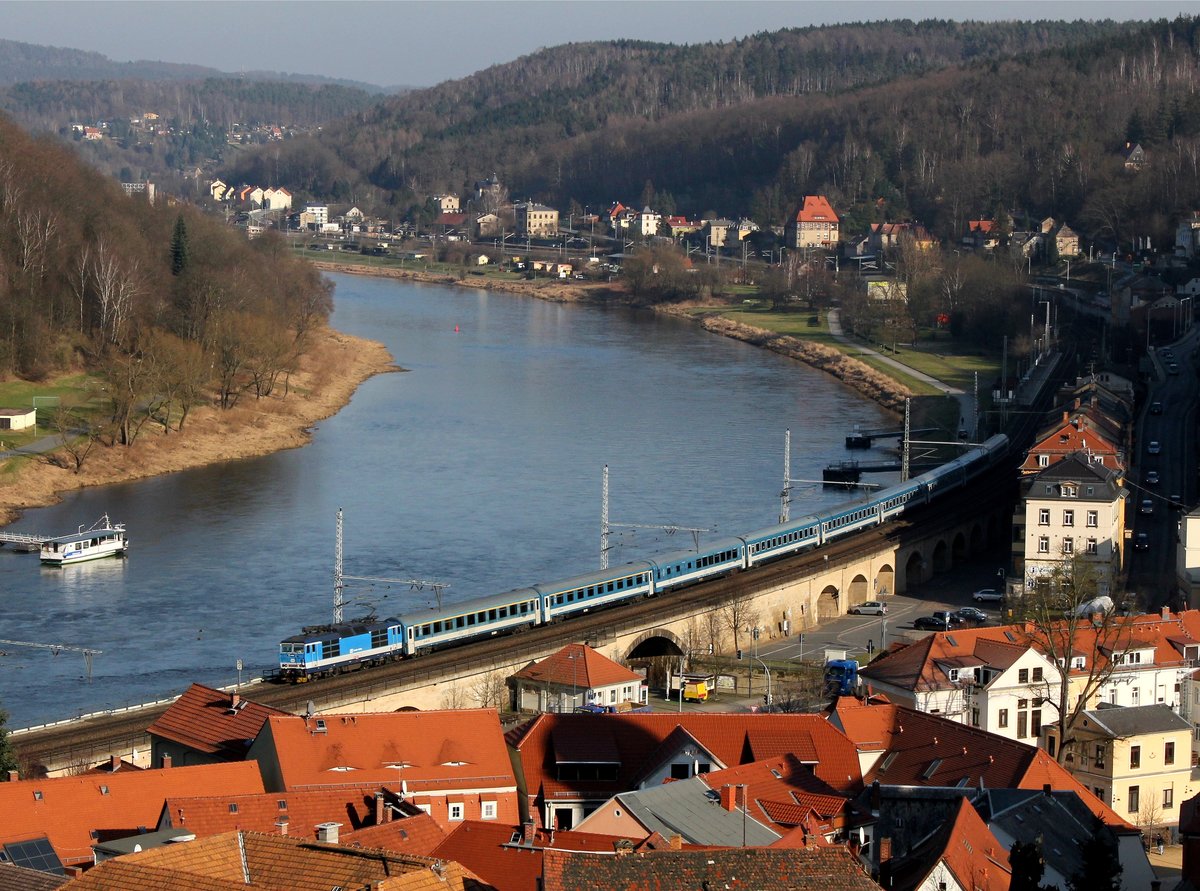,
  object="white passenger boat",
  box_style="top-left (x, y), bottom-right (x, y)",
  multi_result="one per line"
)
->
top-left (40, 515), bottom-right (128, 565)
